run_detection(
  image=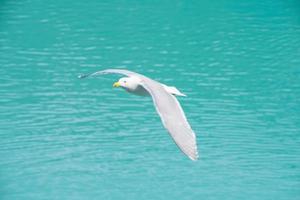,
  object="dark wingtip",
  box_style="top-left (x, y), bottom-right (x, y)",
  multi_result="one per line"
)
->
top-left (78, 74), bottom-right (88, 79)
